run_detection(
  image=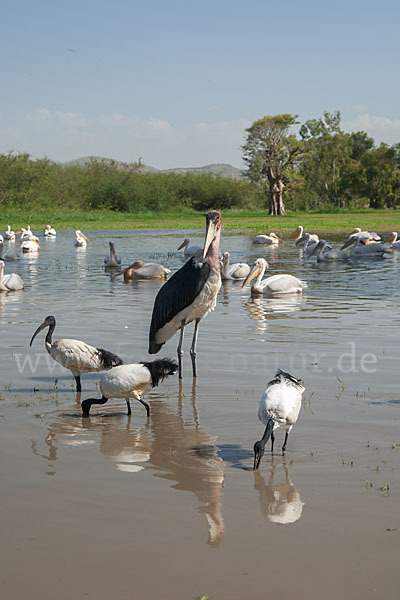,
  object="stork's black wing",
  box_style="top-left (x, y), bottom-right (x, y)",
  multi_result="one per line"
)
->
top-left (148, 257), bottom-right (210, 354)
